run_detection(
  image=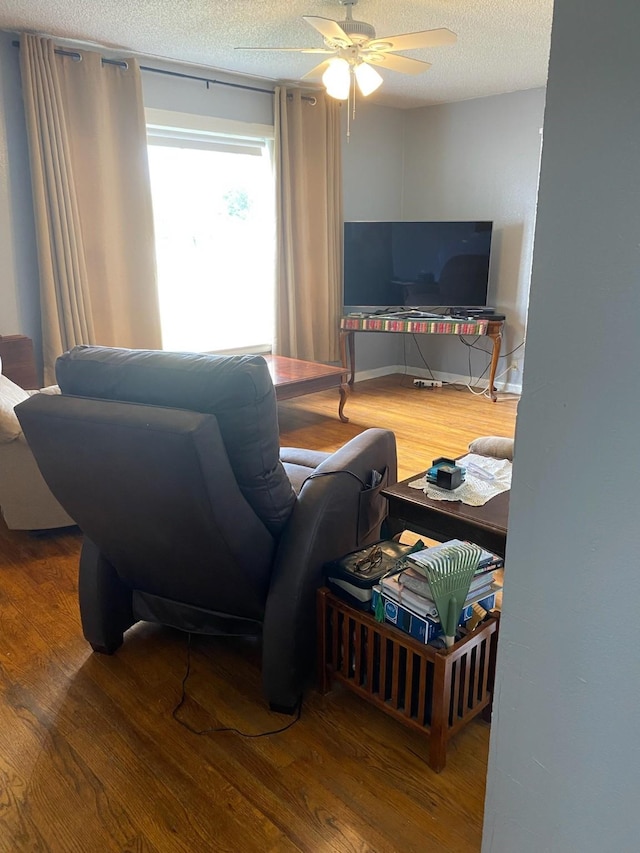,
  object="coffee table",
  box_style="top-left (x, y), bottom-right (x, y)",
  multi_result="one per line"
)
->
top-left (263, 355), bottom-right (350, 422)
top-left (382, 472), bottom-right (509, 557)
